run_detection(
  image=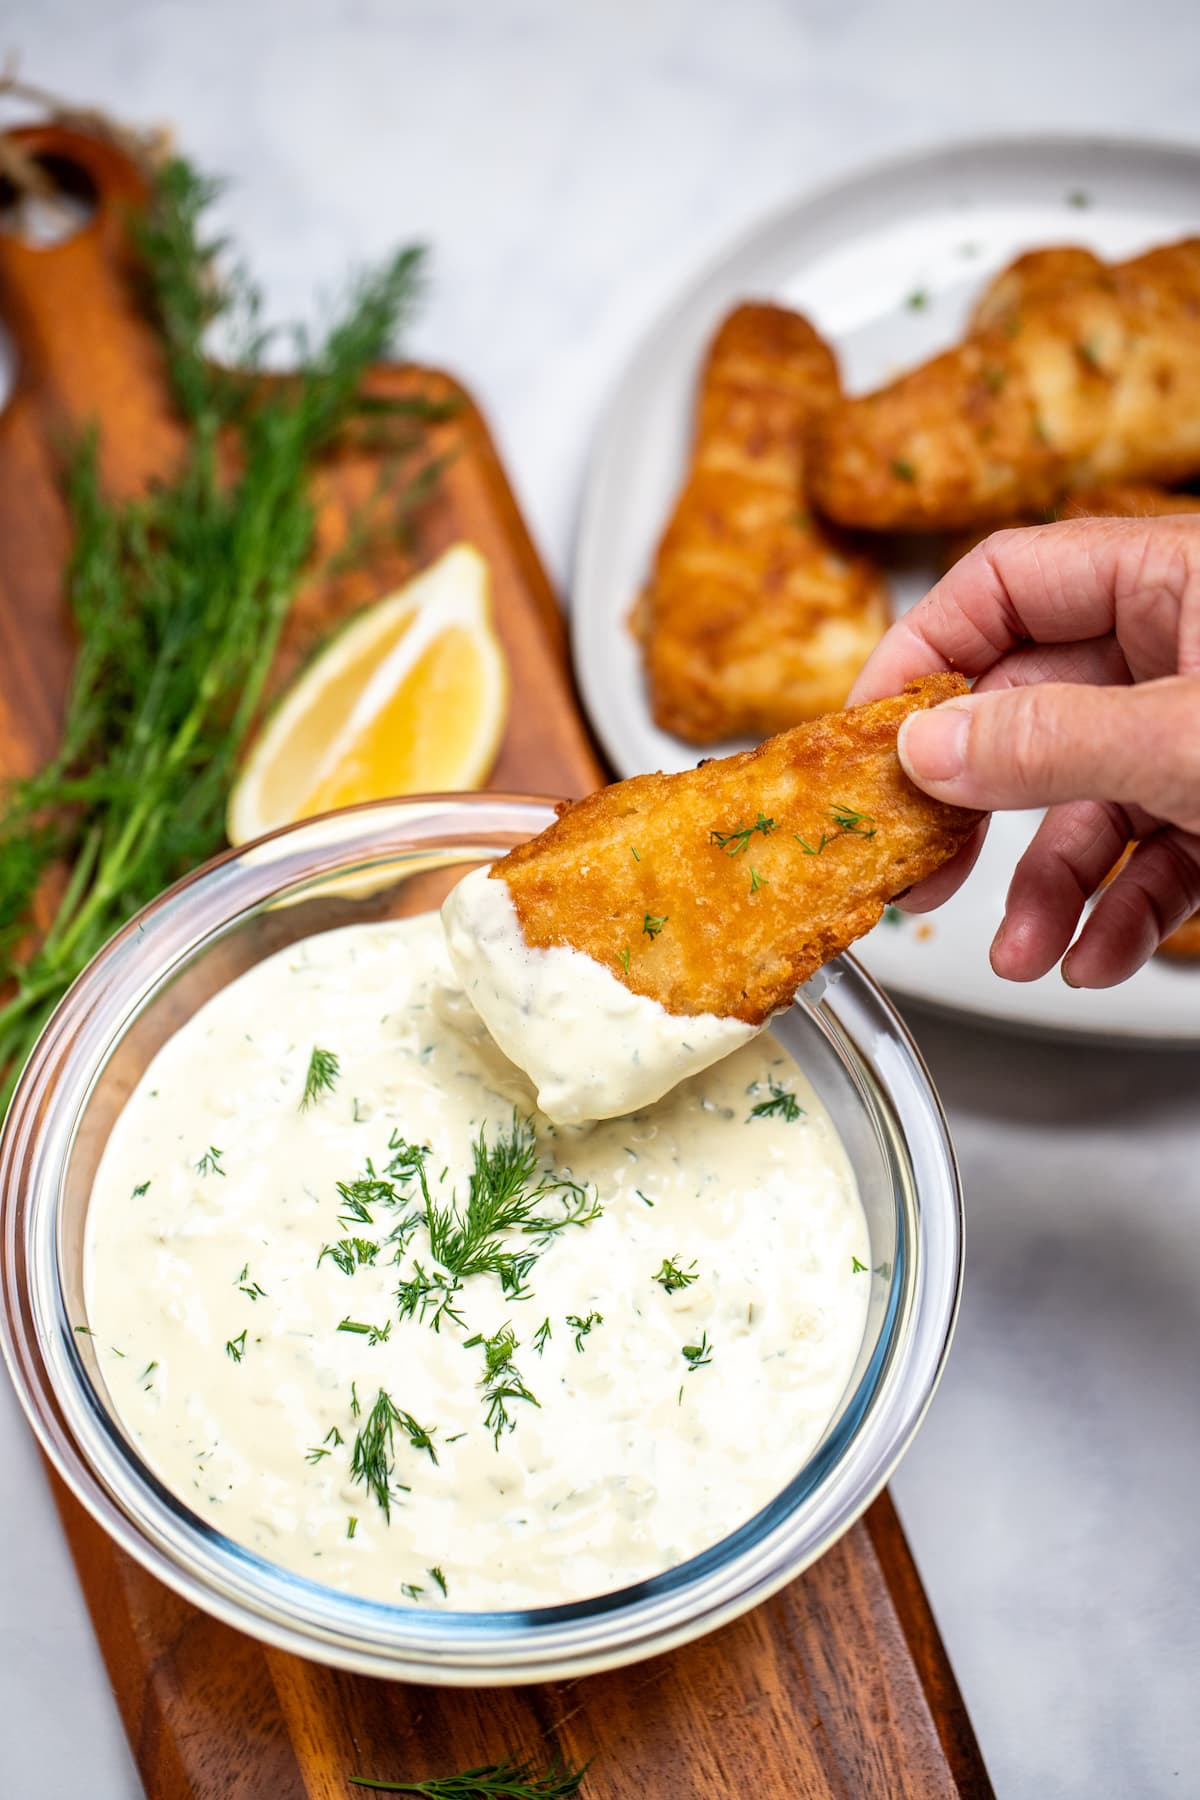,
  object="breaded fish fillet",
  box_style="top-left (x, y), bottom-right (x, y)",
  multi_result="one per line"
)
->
top-left (811, 237), bottom-right (1200, 531)
top-left (495, 674), bottom-right (978, 1024)
top-left (638, 302), bottom-right (890, 744)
